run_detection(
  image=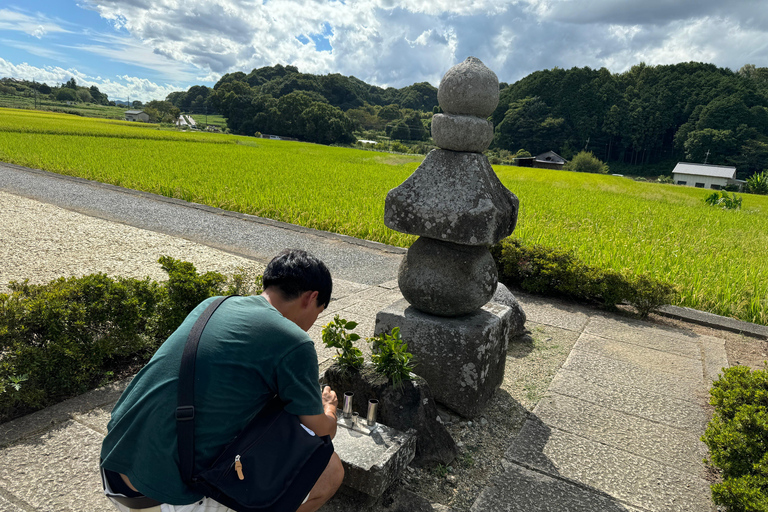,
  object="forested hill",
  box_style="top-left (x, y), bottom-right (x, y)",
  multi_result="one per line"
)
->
top-left (166, 64), bottom-right (438, 144)
top-left (492, 62), bottom-right (768, 174)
